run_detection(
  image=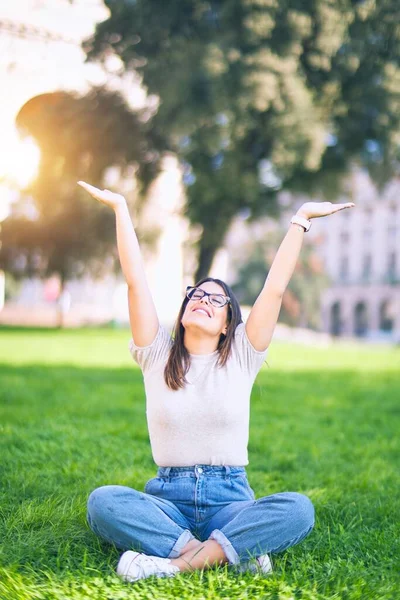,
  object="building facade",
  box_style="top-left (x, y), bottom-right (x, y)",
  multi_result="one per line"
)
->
top-left (319, 171), bottom-right (400, 342)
